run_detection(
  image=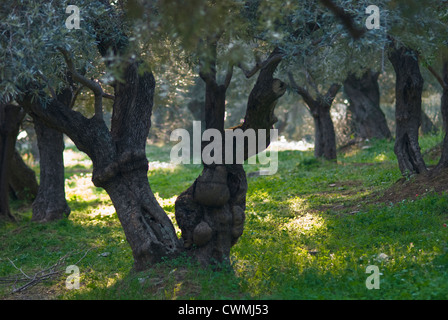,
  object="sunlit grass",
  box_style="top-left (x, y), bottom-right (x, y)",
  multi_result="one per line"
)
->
top-left (1, 133), bottom-right (447, 299)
